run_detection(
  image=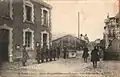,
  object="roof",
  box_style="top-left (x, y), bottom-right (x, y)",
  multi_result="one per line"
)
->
top-left (32, 0), bottom-right (52, 9)
top-left (52, 34), bottom-right (85, 42)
